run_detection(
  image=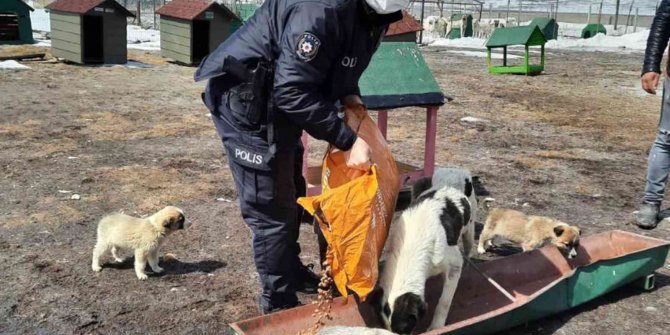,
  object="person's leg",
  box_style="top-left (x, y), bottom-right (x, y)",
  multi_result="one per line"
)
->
top-left (638, 79), bottom-right (670, 228)
top-left (638, 131), bottom-right (670, 228)
top-left (210, 107), bottom-right (302, 312)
